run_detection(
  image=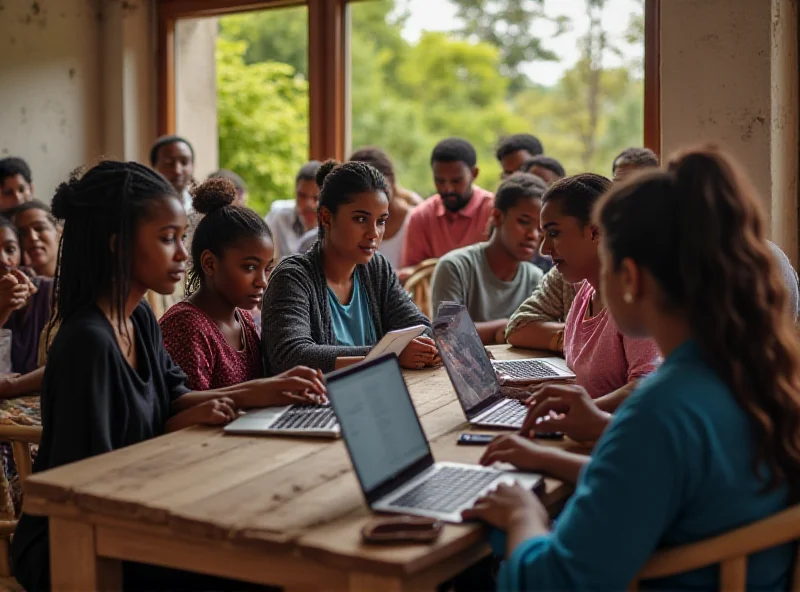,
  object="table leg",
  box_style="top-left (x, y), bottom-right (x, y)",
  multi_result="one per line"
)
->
top-left (50, 517), bottom-right (122, 591)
